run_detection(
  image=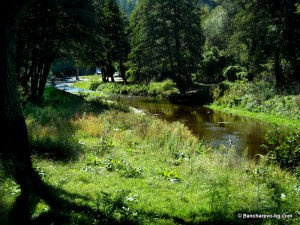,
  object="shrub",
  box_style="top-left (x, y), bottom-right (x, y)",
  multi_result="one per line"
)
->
top-left (89, 81), bottom-right (102, 91)
top-left (223, 65), bottom-right (248, 82)
top-left (262, 126), bottom-right (300, 172)
top-left (148, 79), bottom-right (179, 98)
